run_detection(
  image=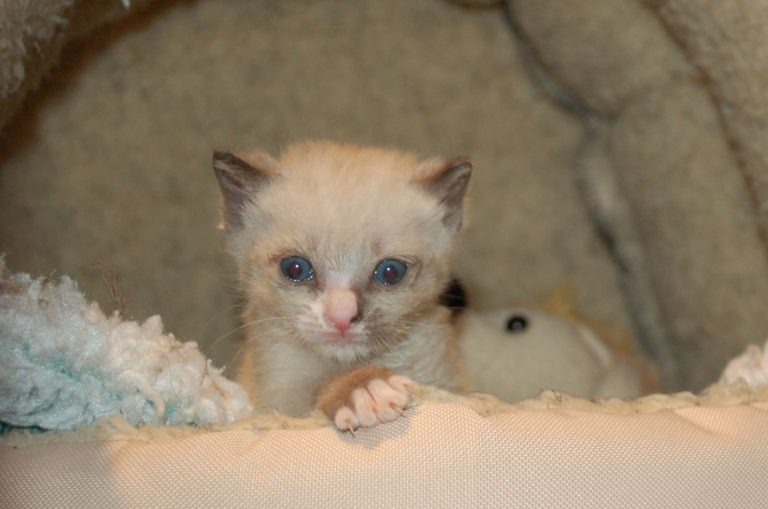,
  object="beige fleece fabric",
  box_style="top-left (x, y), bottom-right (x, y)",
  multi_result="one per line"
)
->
top-left (0, 0), bottom-right (630, 376)
top-left (0, 0), bottom-right (155, 128)
top-left (2, 0), bottom-right (768, 392)
top-left (510, 0), bottom-right (768, 390)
